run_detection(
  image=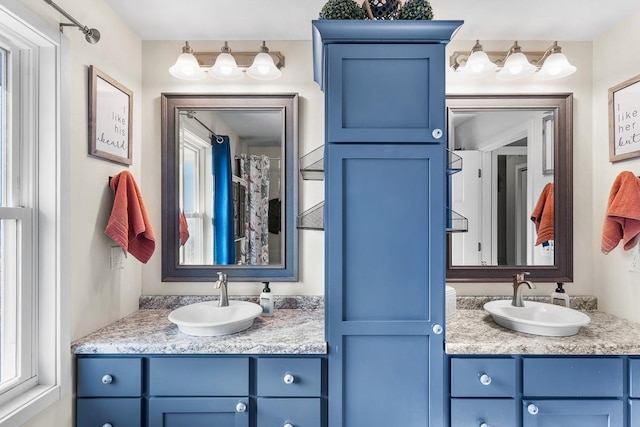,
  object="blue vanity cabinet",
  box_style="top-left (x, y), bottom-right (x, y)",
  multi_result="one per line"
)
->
top-left (313, 20), bottom-right (462, 427)
top-left (76, 355), bottom-right (326, 427)
top-left (449, 355), bottom-right (628, 427)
